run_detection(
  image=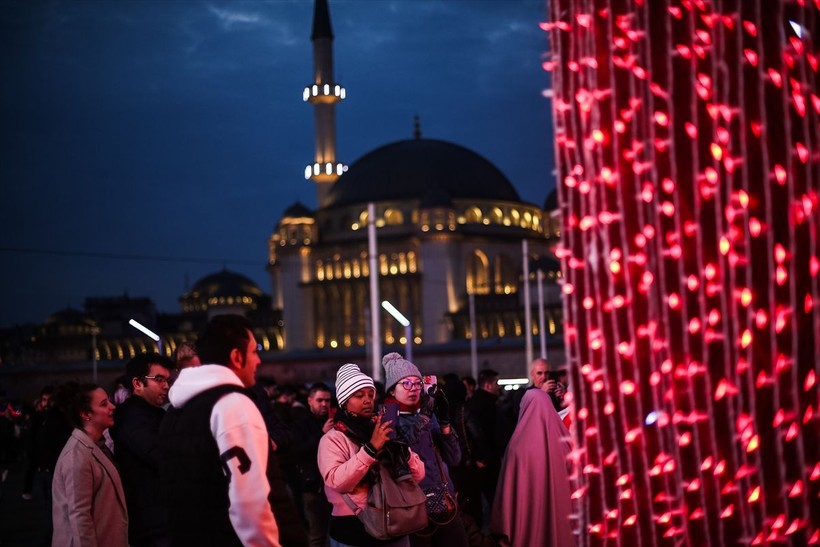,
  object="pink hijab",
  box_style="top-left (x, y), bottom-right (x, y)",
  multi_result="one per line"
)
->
top-left (490, 388), bottom-right (574, 547)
